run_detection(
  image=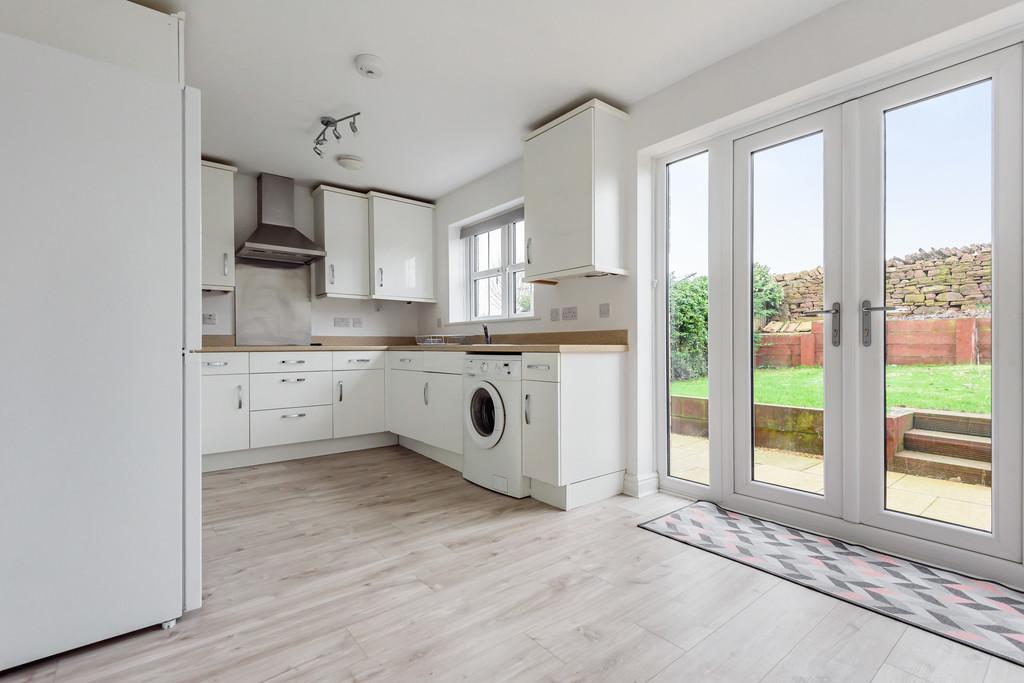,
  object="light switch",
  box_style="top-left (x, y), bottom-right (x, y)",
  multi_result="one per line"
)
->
top-left (599, 303), bottom-right (610, 319)
top-left (202, 313), bottom-right (217, 325)
top-left (550, 307), bottom-right (559, 322)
